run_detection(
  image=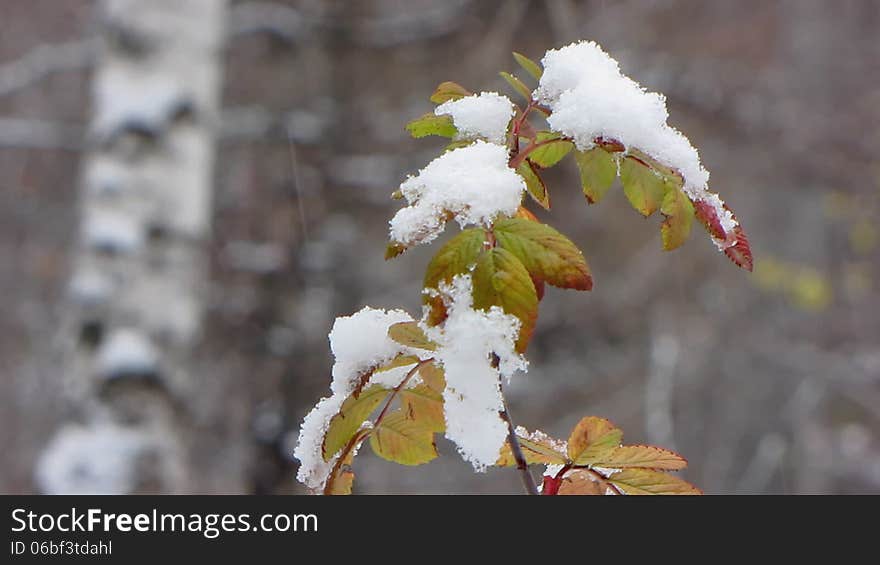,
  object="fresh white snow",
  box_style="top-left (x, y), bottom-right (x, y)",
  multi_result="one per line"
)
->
top-left (434, 91), bottom-right (515, 145)
top-left (425, 275), bottom-right (527, 469)
top-left (296, 306), bottom-right (422, 490)
top-left (535, 40), bottom-right (739, 248)
top-left (389, 141), bottom-right (525, 246)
